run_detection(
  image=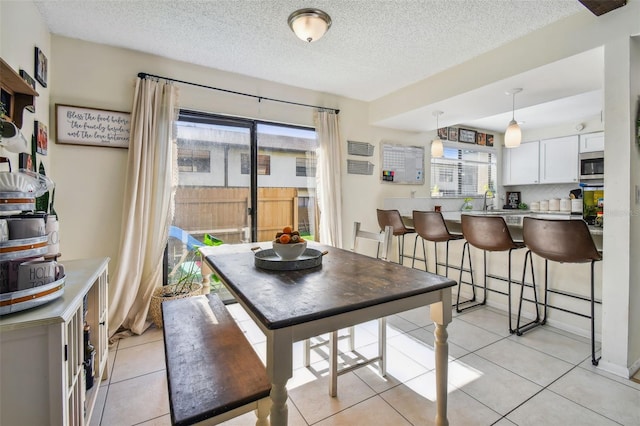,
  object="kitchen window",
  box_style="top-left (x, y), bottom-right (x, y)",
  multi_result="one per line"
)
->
top-left (431, 146), bottom-right (496, 197)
